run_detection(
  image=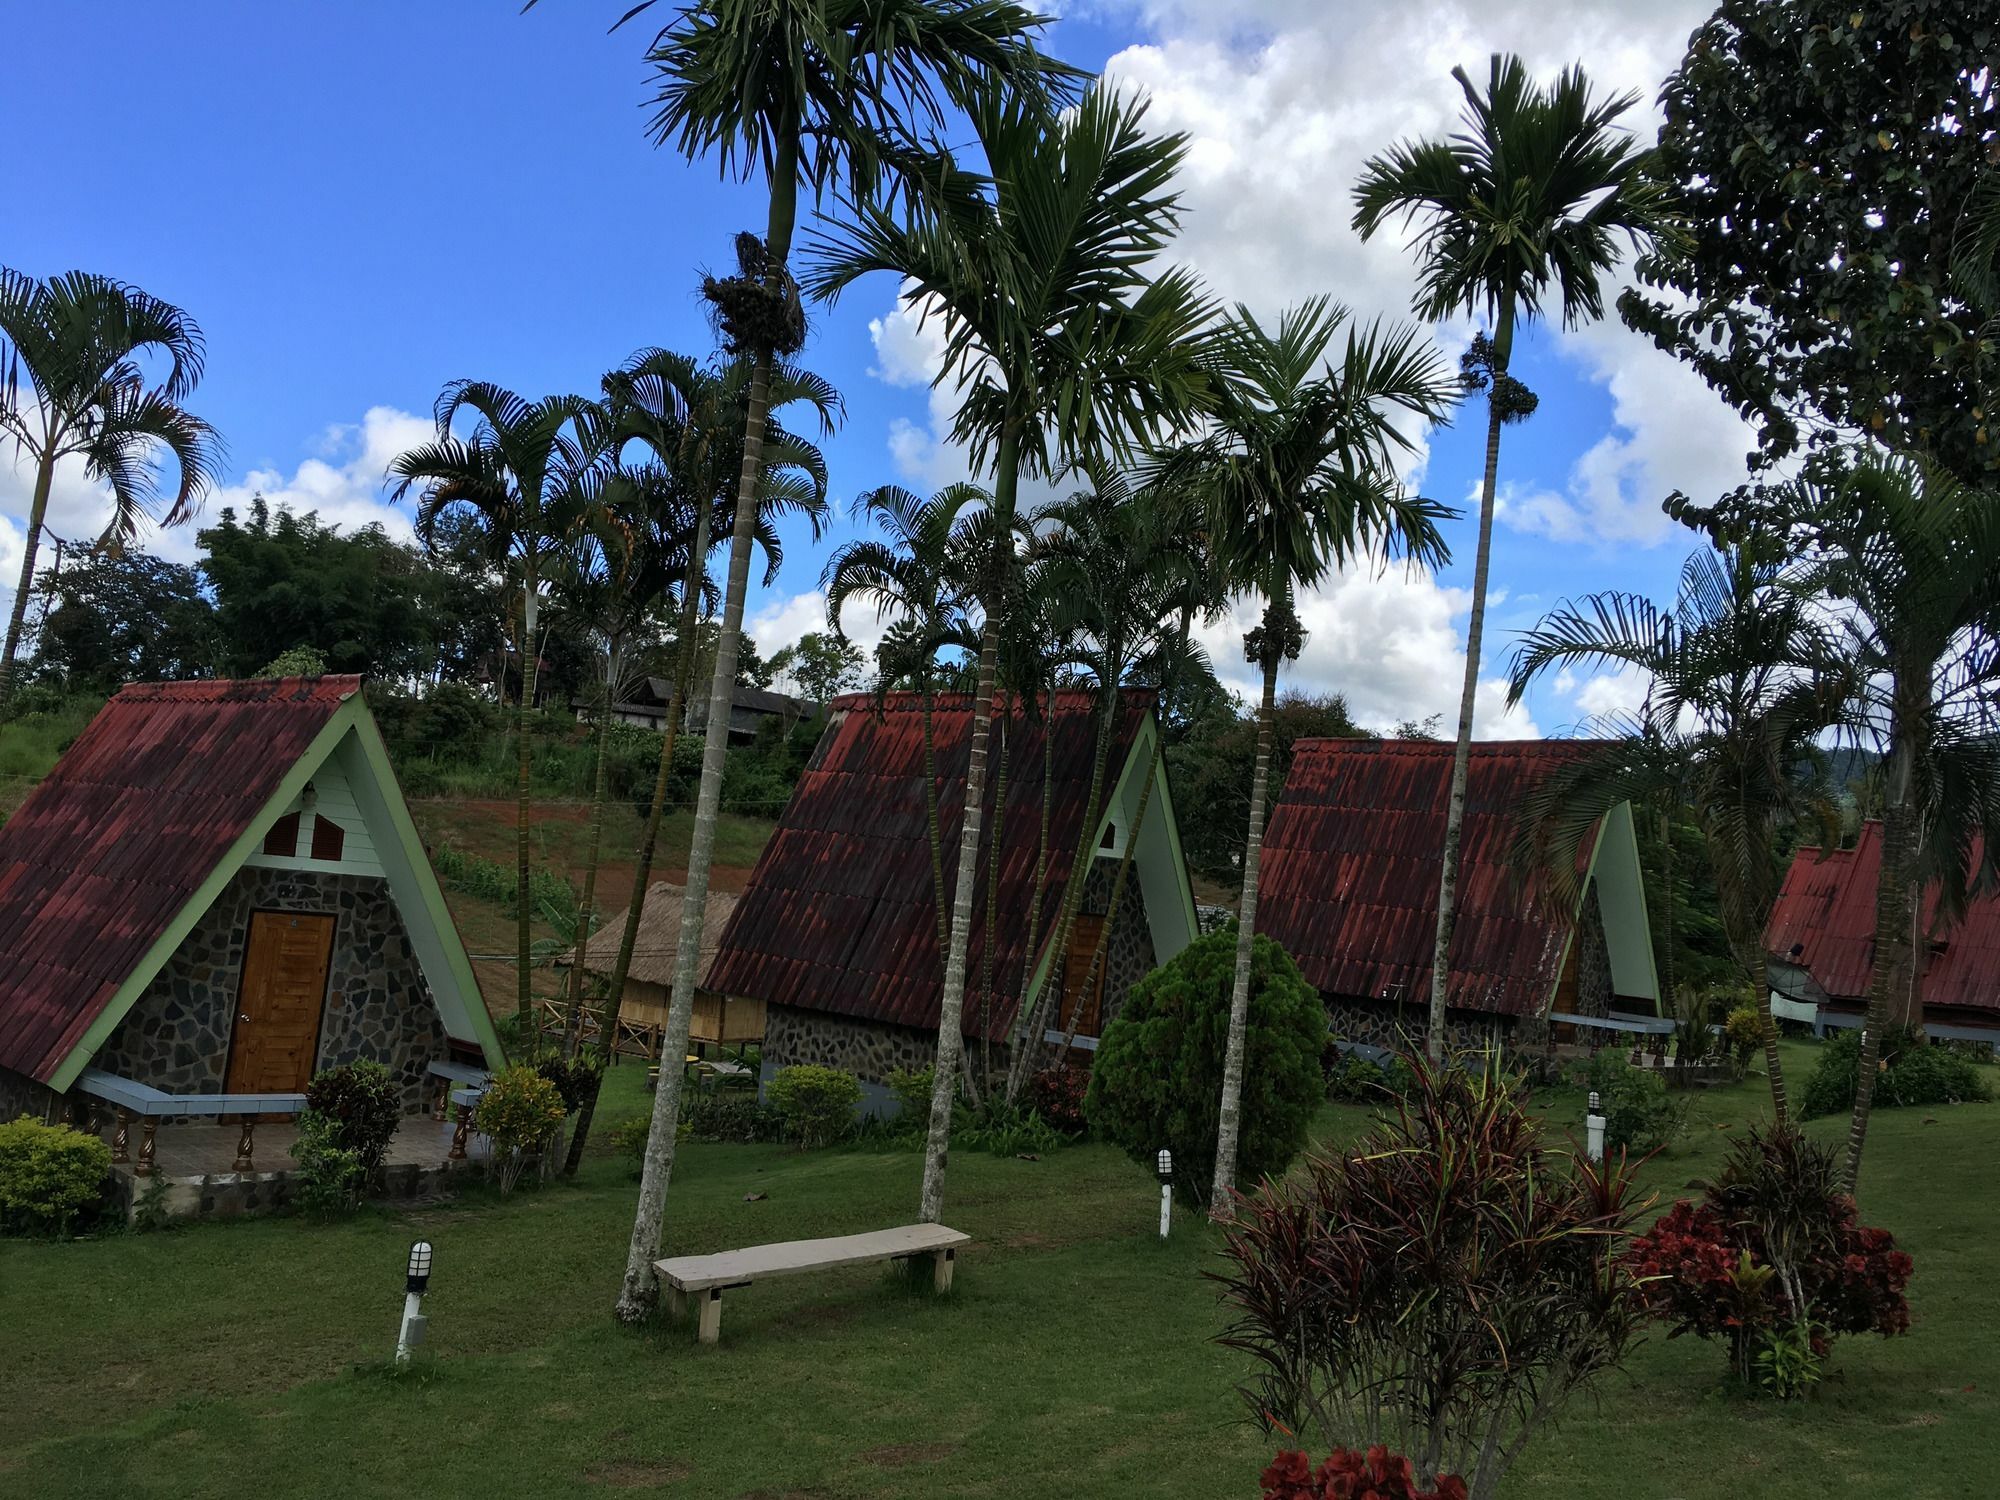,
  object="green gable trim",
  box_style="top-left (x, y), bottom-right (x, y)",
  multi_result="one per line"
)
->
top-left (1535, 800), bottom-right (1661, 1021)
